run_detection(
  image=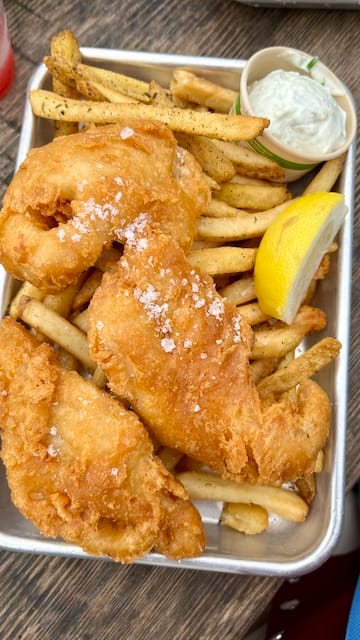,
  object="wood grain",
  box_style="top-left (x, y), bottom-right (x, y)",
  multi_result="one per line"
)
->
top-left (0, 1), bottom-right (359, 638)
